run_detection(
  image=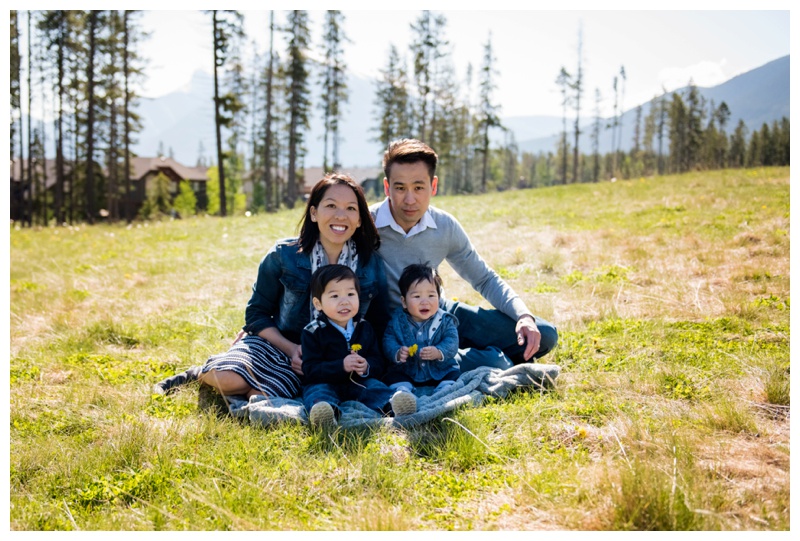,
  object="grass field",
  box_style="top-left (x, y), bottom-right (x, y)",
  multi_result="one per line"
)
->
top-left (8, 167), bottom-right (790, 530)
